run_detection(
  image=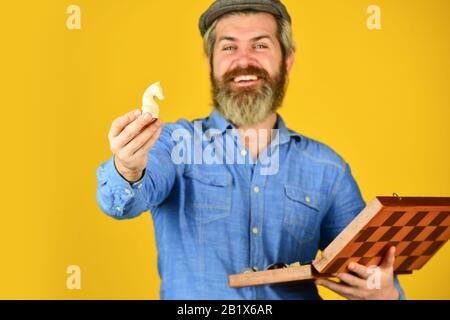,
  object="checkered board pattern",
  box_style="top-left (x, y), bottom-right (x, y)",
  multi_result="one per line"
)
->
top-left (229, 197), bottom-right (450, 288)
top-left (314, 197), bottom-right (450, 274)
